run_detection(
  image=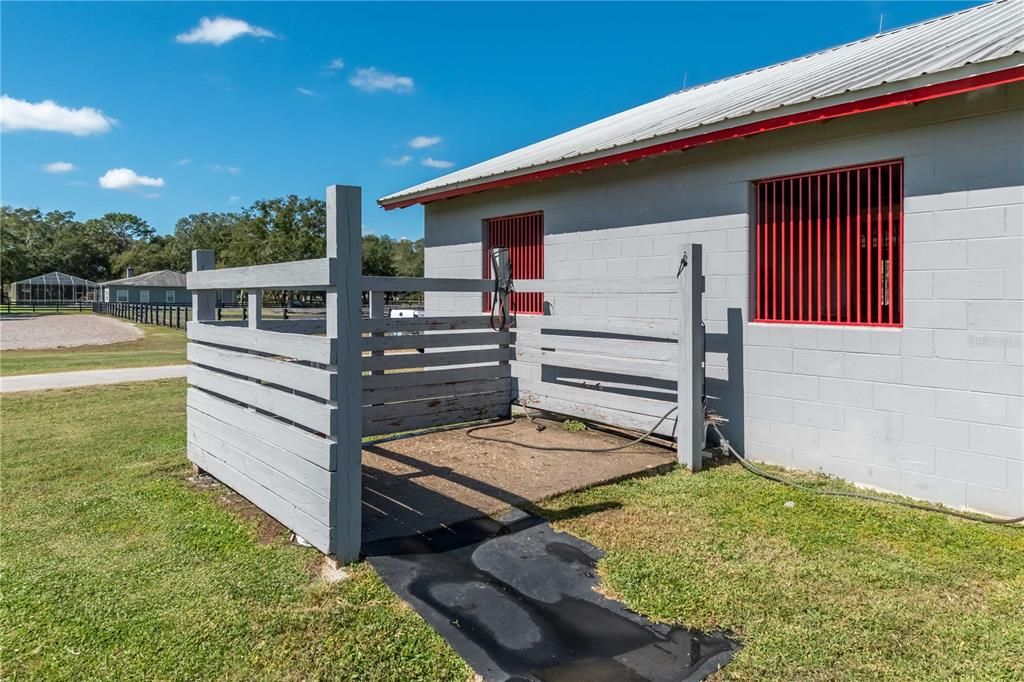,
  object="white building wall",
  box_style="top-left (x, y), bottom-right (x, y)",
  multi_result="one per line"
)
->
top-left (421, 85), bottom-right (1024, 517)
